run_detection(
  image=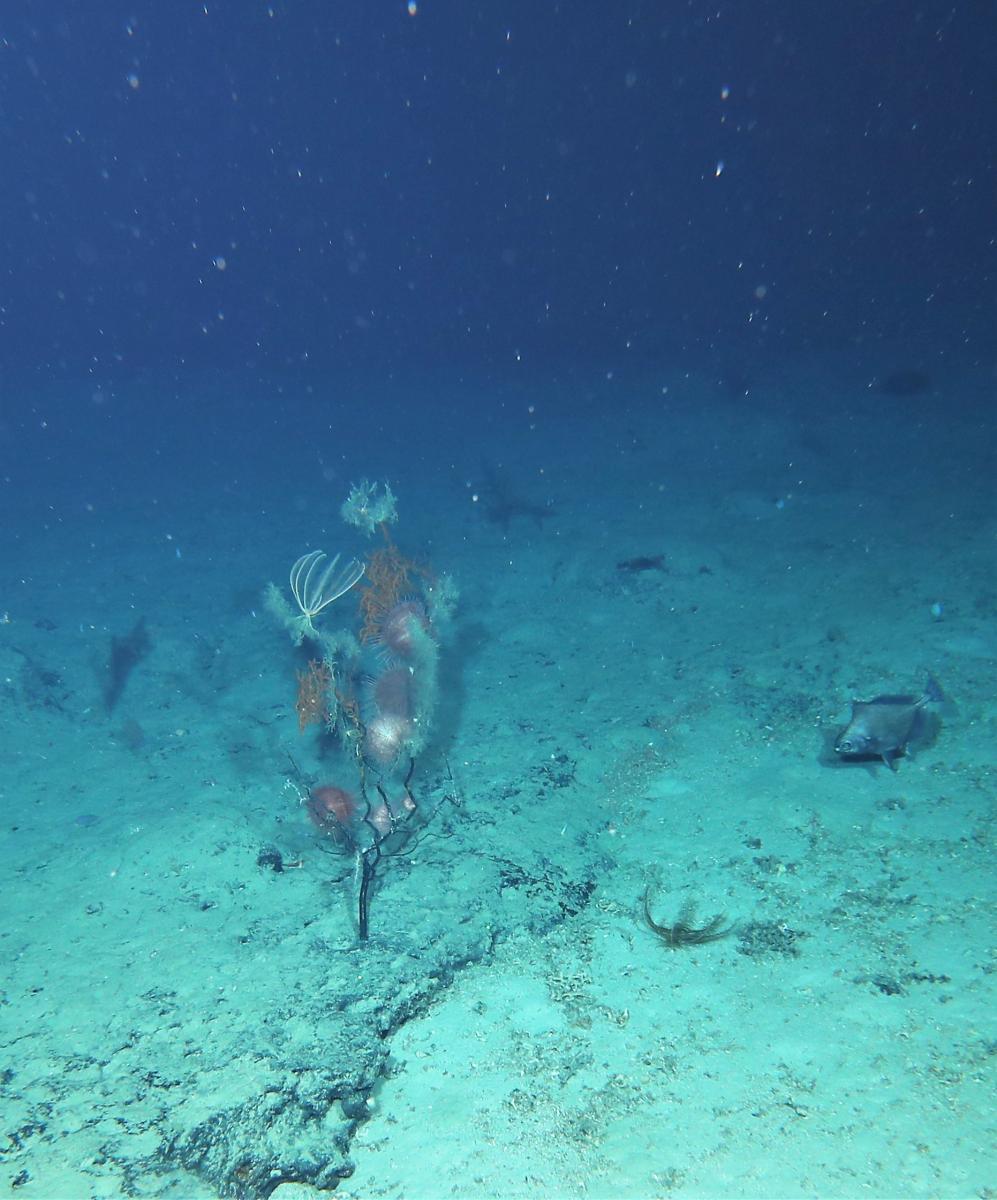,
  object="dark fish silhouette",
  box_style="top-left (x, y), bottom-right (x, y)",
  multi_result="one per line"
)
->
top-left (835, 677), bottom-right (944, 769)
